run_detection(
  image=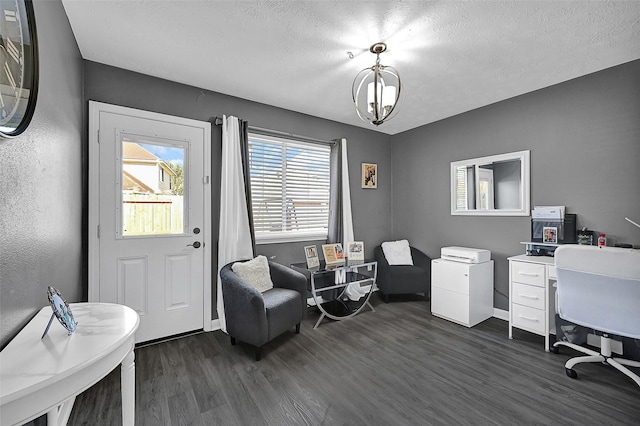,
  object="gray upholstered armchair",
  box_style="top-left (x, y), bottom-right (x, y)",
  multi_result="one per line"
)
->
top-left (374, 245), bottom-right (431, 303)
top-left (220, 260), bottom-right (307, 360)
